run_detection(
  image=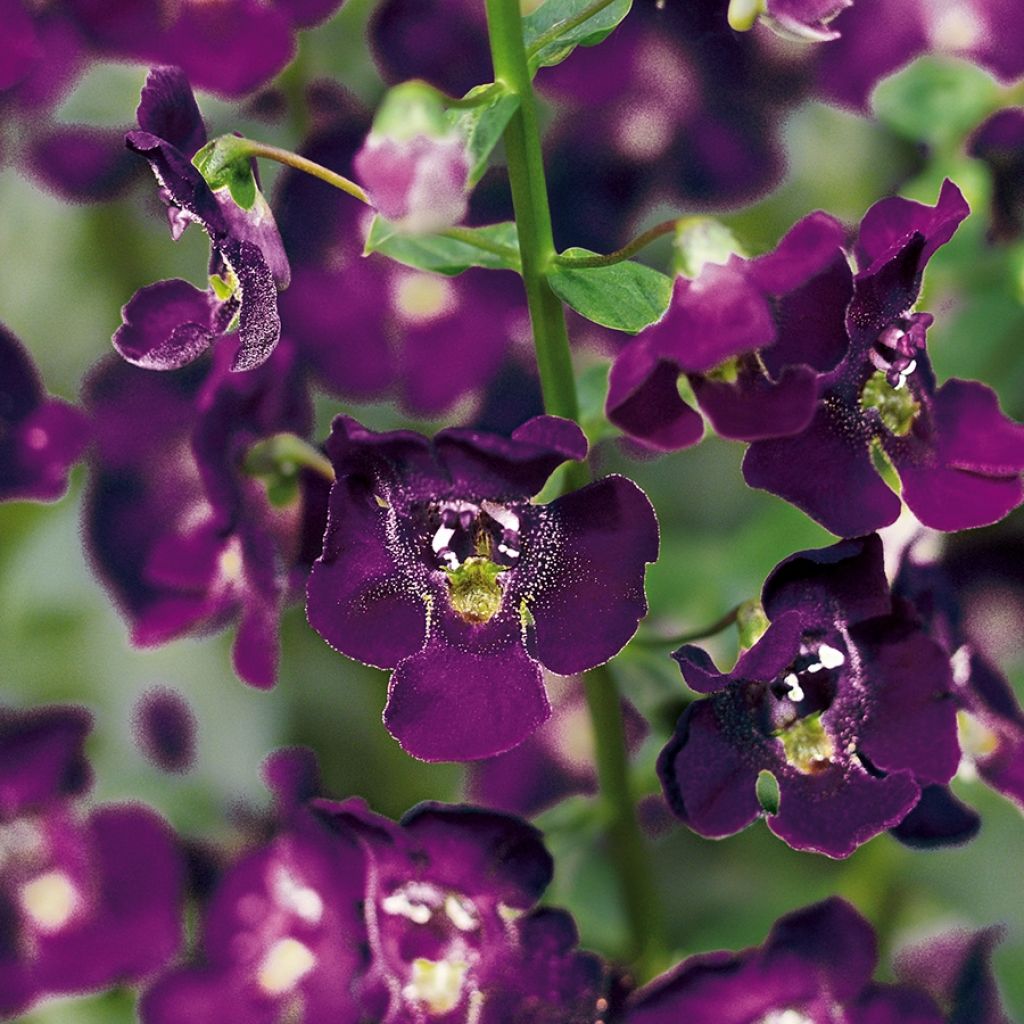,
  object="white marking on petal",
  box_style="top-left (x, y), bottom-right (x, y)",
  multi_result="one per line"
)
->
top-left (20, 871), bottom-right (78, 933)
top-left (444, 894), bottom-right (480, 932)
top-left (817, 644), bottom-right (845, 670)
top-left (257, 937), bottom-right (317, 995)
top-left (273, 867), bottom-right (324, 925)
top-left (405, 957), bottom-right (469, 1014)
